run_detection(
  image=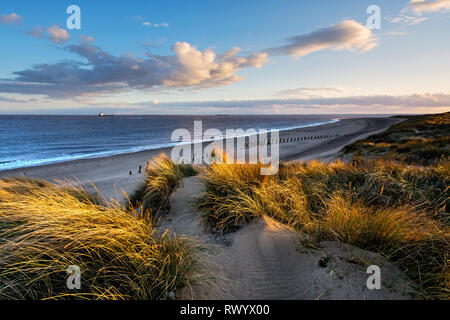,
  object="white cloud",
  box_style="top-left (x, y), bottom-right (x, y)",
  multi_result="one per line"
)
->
top-left (47, 25), bottom-right (70, 44)
top-left (158, 42), bottom-right (267, 87)
top-left (388, 8), bottom-right (428, 25)
top-left (0, 13), bottom-right (23, 24)
top-left (391, 15), bottom-right (428, 25)
top-left (265, 20), bottom-right (377, 57)
top-left (28, 26), bottom-right (44, 38)
top-left (142, 21), bottom-right (168, 27)
top-left (409, 0), bottom-right (450, 14)
top-left (388, 1), bottom-right (450, 29)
